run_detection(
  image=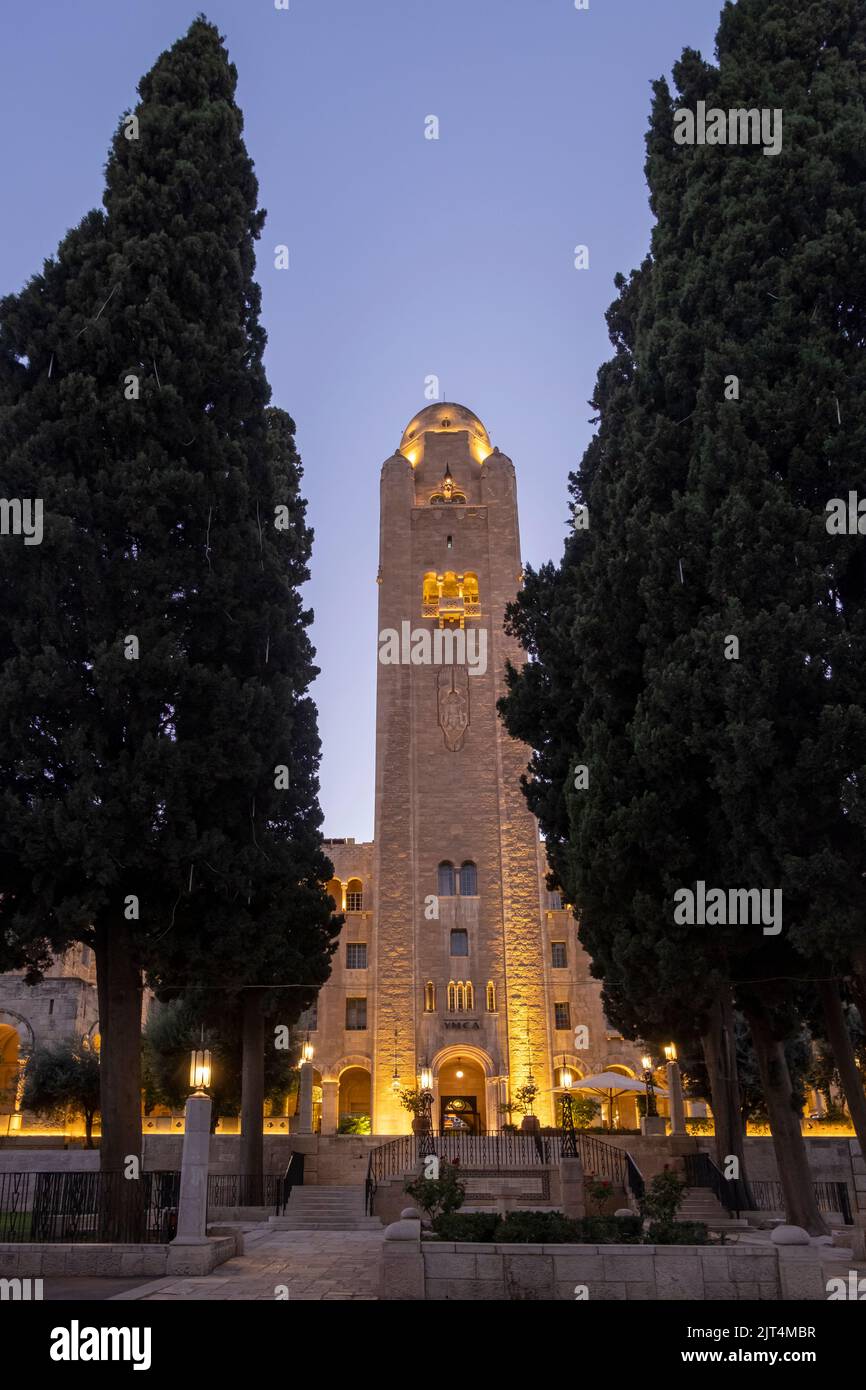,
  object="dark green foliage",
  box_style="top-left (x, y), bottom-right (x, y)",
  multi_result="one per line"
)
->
top-left (21, 1038), bottom-right (101, 1146)
top-left (639, 1168), bottom-right (687, 1226)
top-left (0, 18), bottom-right (338, 1164)
top-left (141, 998), bottom-right (298, 1126)
top-left (499, 0), bottom-right (866, 1228)
top-left (433, 1211), bottom-right (501, 1243)
top-left (646, 1221), bottom-right (709, 1246)
top-left (404, 1161), bottom-right (466, 1224)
